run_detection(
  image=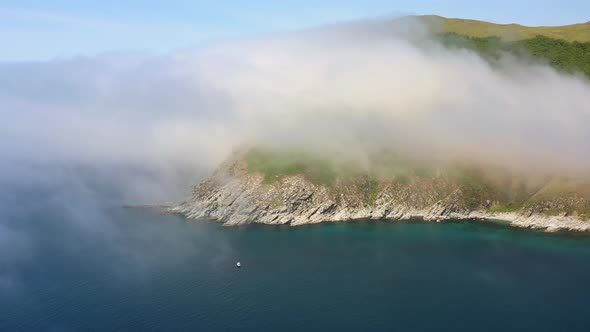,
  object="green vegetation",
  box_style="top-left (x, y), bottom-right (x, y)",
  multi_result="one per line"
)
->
top-left (245, 148), bottom-right (344, 186)
top-left (244, 148), bottom-right (436, 187)
top-left (368, 153), bottom-right (435, 180)
top-left (243, 147), bottom-right (590, 216)
top-left (438, 33), bottom-right (590, 77)
top-left (422, 15), bottom-right (590, 42)
top-left (447, 167), bottom-right (498, 209)
top-left (447, 166), bottom-right (487, 188)
top-left (524, 181), bottom-right (590, 218)
top-left (359, 175), bottom-right (381, 206)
